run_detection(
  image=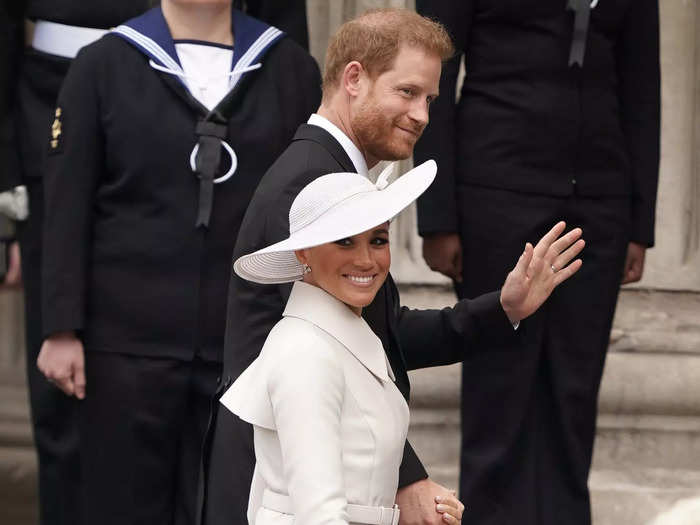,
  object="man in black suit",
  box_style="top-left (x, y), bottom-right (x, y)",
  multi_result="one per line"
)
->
top-left (413, 1), bottom-right (660, 524)
top-left (203, 8), bottom-right (586, 525)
